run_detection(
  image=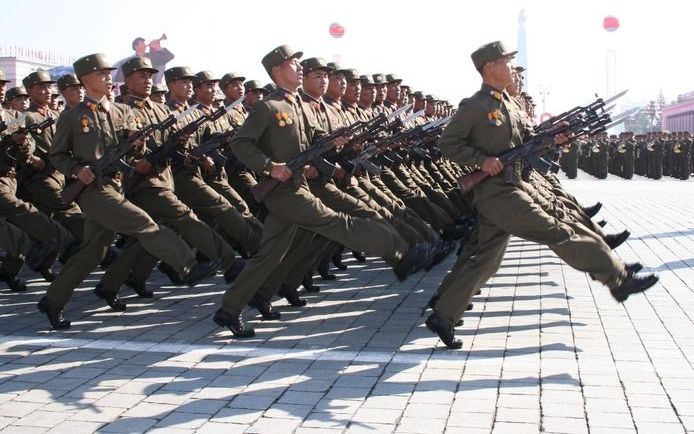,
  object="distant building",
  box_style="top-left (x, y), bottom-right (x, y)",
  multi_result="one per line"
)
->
top-left (662, 91), bottom-right (694, 132)
top-left (0, 46), bottom-right (73, 87)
